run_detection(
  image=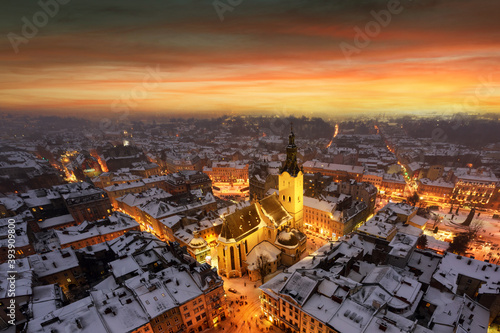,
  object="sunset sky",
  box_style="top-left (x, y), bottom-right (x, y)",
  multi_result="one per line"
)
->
top-left (1, 0), bottom-right (499, 118)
